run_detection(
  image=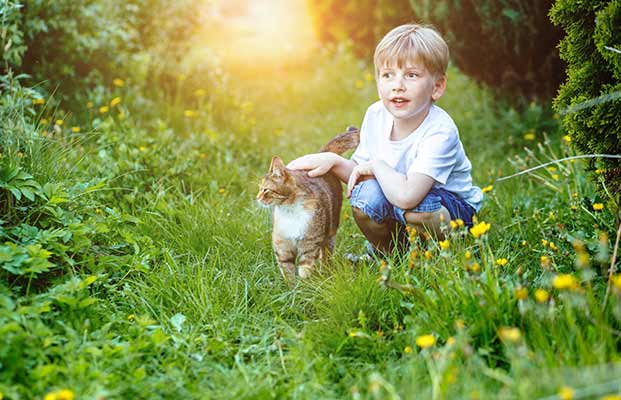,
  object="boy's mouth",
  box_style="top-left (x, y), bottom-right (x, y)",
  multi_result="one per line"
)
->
top-left (390, 97), bottom-right (410, 106)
